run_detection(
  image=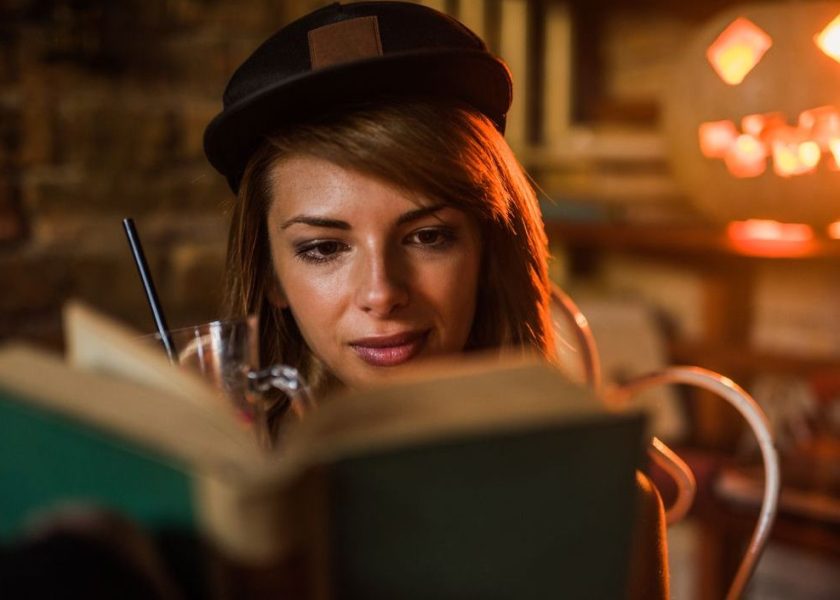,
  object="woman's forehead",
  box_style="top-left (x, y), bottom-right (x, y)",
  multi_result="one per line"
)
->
top-left (267, 154), bottom-right (449, 218)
